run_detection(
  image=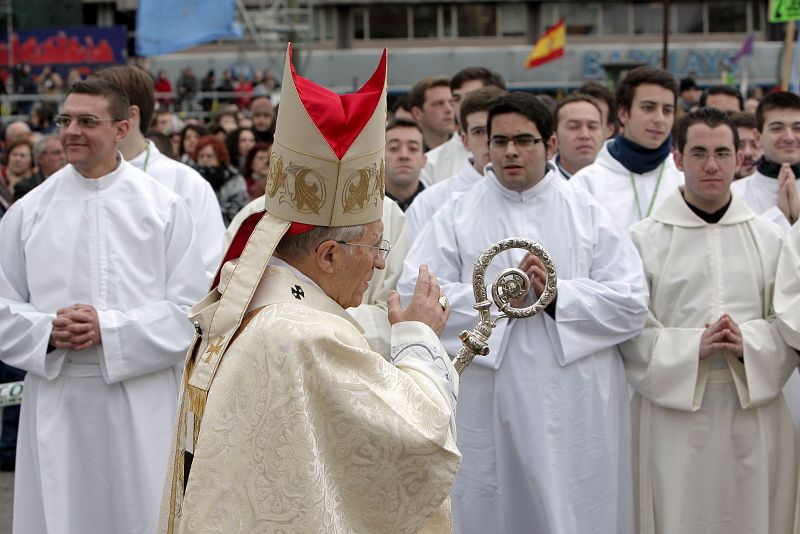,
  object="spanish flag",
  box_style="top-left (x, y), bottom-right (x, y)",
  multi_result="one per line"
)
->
top-left (525, 18), bottom-right (565, 69)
